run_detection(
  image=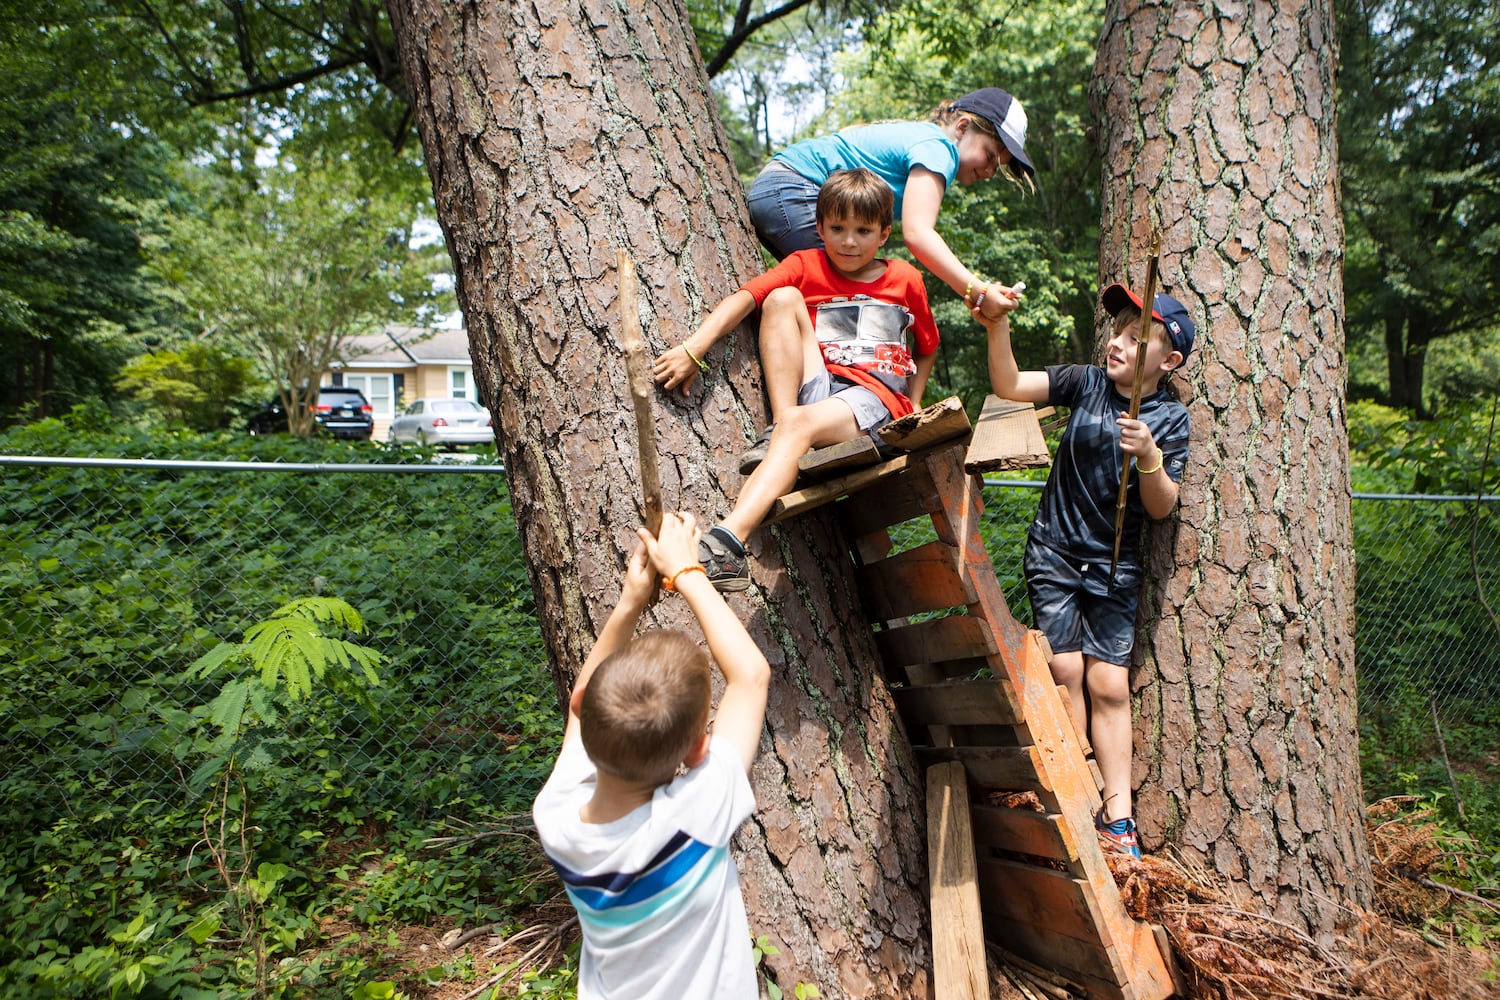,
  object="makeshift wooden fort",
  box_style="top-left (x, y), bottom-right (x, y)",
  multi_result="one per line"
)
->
top-left (767, 394), bottom-right (1182, 1000)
